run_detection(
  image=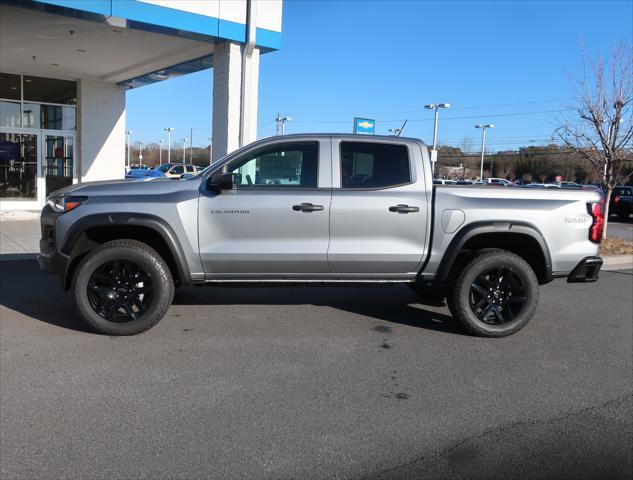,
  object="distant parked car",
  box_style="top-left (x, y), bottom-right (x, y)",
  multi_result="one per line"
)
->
top-left (433, 179), bottom-right (457, 185)
top-left (129, 164), bottom-right (151, 170)
top-left (610, 185), bottom-right (633, 221)
top-left (486, 178), bottom-right (512, 187)
top-left (521, 183), bottom-right (547, 188)
top-left (125, 168), bottom-right (165, 180)
top-left (456, 180), bottom-right (474, 185)
top-left (156, 163), bottom-right (200, 179)
top-left (553, 181), bottom-right (583, 189)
